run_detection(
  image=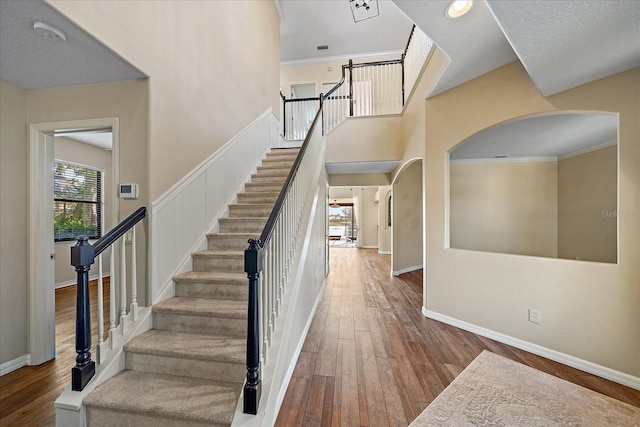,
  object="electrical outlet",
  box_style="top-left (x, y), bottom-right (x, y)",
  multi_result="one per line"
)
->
top-left (528, 309), bottom-right (540, 324)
